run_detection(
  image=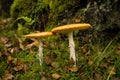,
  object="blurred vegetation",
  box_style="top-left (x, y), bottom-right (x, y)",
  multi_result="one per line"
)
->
top-left (85, 0), bottom-right (120, 31)
top-left (0, 0), bottom-right (13, 18)
top-left (0, 0), bottom-right (120, 80)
